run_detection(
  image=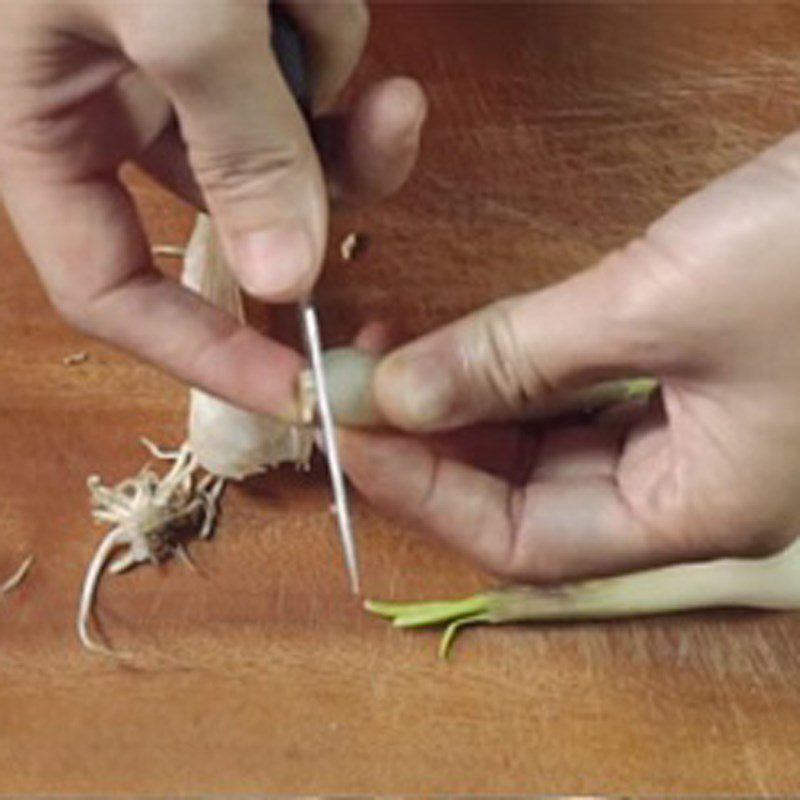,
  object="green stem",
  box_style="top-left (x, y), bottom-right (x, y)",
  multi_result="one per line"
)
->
top-left (365, 595), bottom-right (490, 628)
top-left (365, 596), bottom-right (492, 658)
top-left (365, 536), bottom-right (800, 659)
top-left (565, 377), bottom-right (658, 413)
top-left (439, 613), bottom-right (491, 659)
